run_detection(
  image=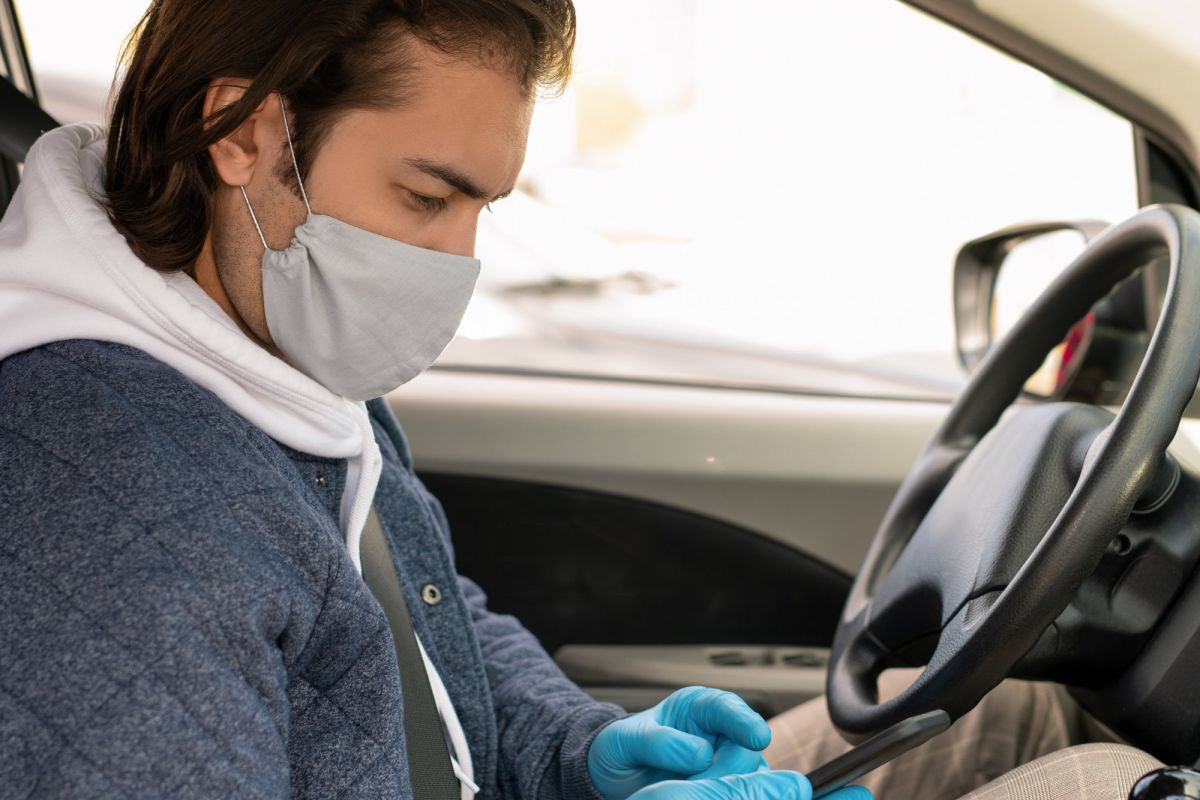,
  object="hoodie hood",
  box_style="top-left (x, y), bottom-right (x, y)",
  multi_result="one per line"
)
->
top-left (0, 123), bottom-right (381, 572)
